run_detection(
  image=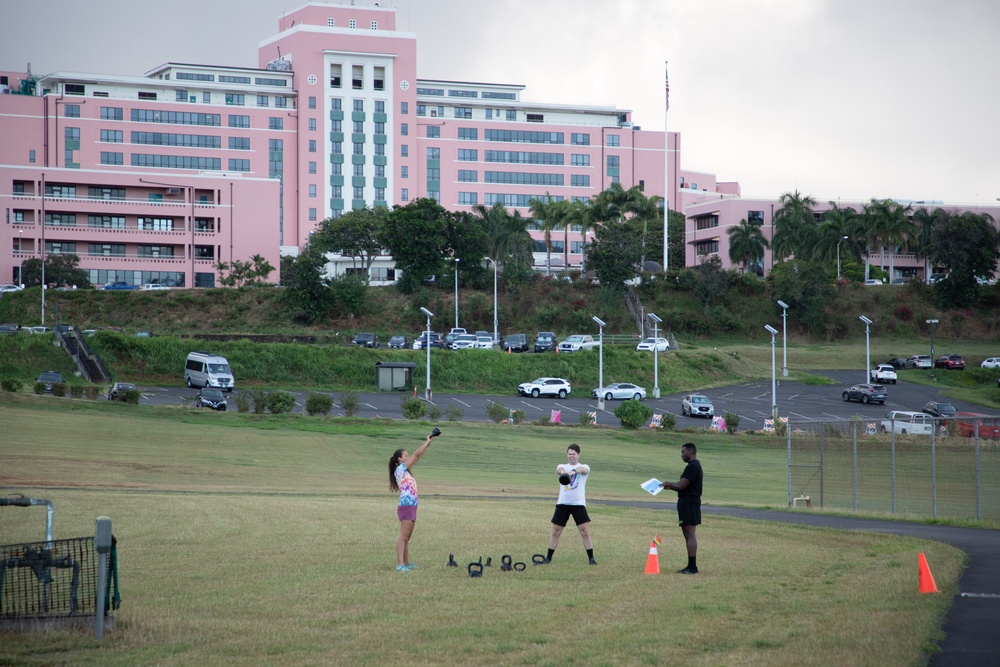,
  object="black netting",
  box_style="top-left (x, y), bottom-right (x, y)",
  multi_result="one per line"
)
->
top-left (1, 537), bottom-right (102, 618)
